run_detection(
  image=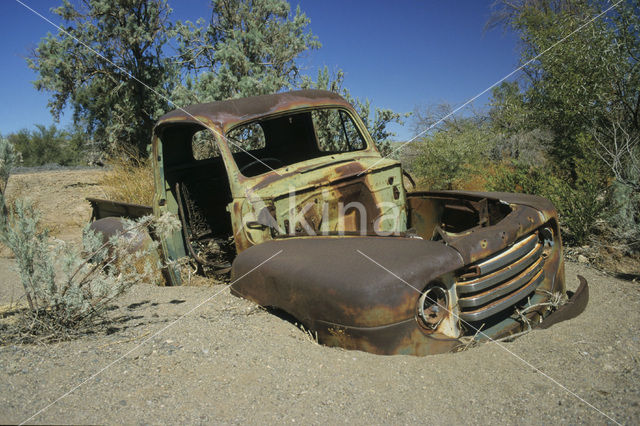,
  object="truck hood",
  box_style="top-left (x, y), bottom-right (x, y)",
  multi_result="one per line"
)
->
top-left (231, 236), bottom-right (464, 328)
top-left (410, 190), bottom-right (559, 264)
